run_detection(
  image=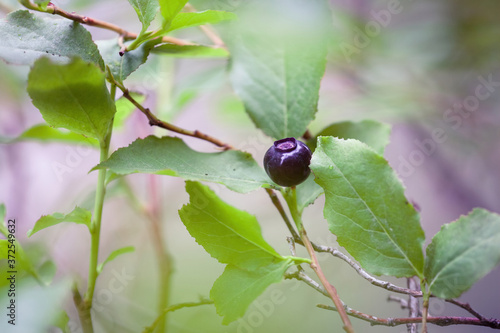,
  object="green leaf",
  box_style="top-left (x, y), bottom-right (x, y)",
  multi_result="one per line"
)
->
top-left (311, 120), bottom-right (392, 155)
top-left (310, 136), bottom-right (425, 277)
top-left (52, 311), bottom-right (70, 332)
top-left (34, 0), bottom-right (50, 8)
top-left (425, 208), bottom-right (500, 299)
top-left (151, 44), bottom-right (229, 58)
top-left (159, 0), bottom-right (188, 24)
top-left (296, 174), bottom-right (323, 213)
top-left (226, 1), bottom-right (330, 139)
top-left (95, 136), bottom-right (269, 193)
top-left (1, 124), bottom-right (99, 147)
top-left (0, 239), bottom-right (35, 278)
top-left (0, 10), bottom-right (104, 68)
top-left (97, 246), bottom-right (135, 274)
top-left (179, 181), bottom-right (283, 269)
top-left (28, 206), bottom-right (91, 237)
top-left (210, 260), bottom-right (292, 325)
top-left (96, 39), bottom-right (157, 82)
top-left (168, 10), bottom-right (236, 32)
top-left (127, 0), bottom-right (160, 31)
top-left (27, 57), bottom-right (116, 144)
